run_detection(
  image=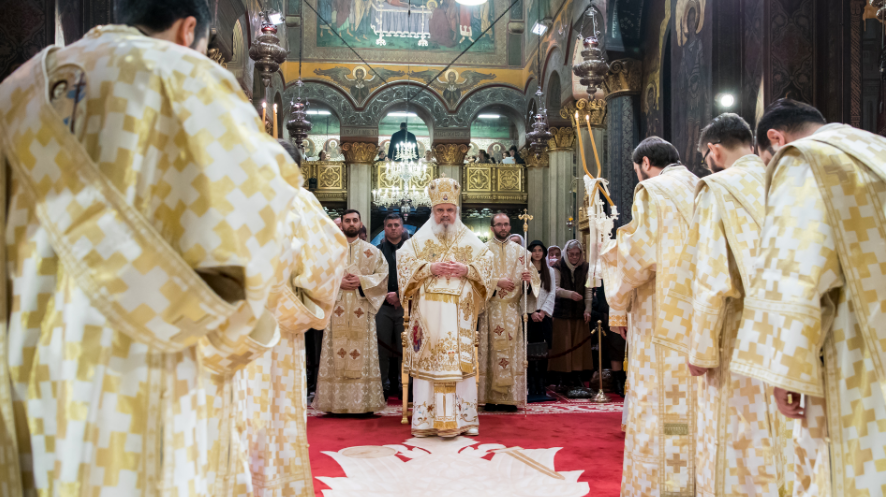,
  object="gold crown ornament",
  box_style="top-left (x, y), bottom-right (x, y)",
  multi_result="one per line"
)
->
top-left (427, 173), bottom-right (461, 206)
